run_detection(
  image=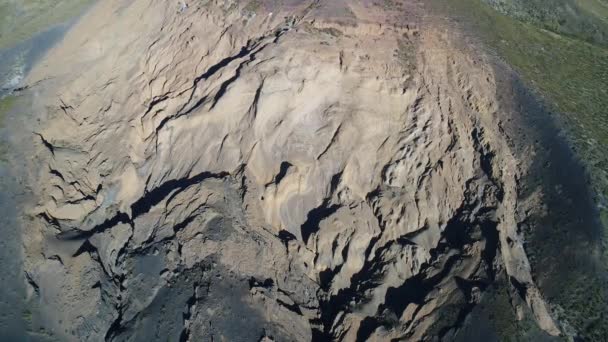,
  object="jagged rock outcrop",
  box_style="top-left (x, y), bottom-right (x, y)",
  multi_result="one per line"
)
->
top-left (21, 0), bottom-right (561, 340)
